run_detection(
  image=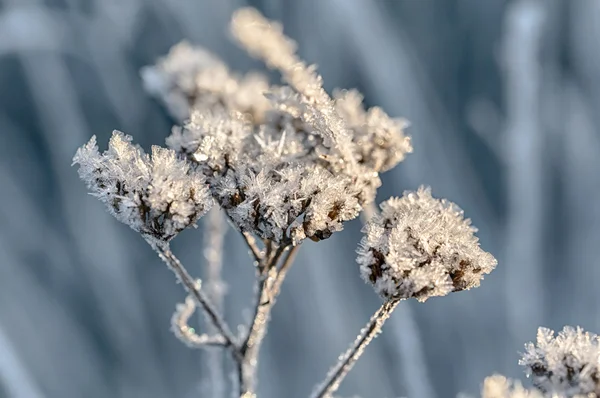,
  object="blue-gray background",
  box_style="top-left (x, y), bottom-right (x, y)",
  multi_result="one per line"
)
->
top-left (1, 0), bottom-right (599, 397)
